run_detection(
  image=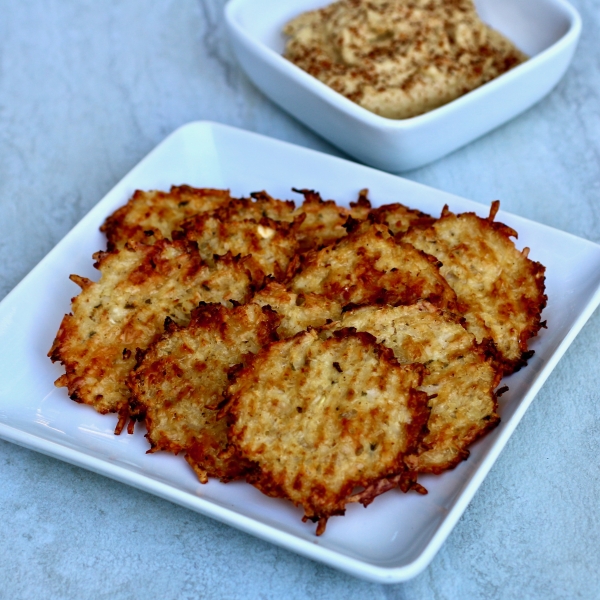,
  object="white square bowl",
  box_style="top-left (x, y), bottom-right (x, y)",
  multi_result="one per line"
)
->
top-left (225, 0), bottom-right (581, 172)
